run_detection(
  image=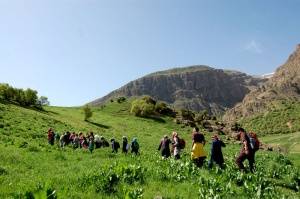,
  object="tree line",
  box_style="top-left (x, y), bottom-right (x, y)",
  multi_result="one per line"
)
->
top-left (0, 83), bottom-right (49, 109)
